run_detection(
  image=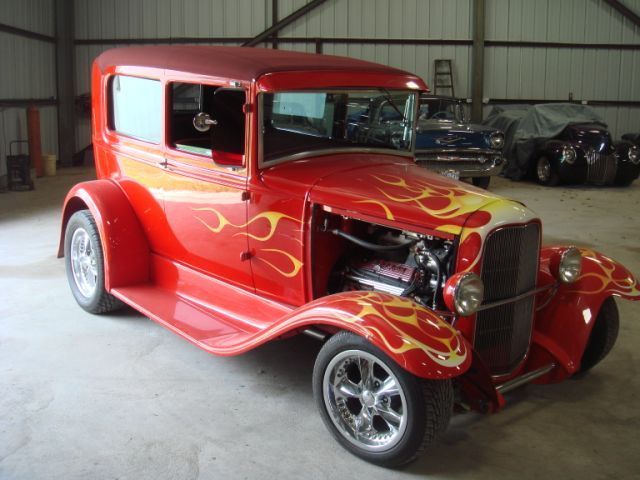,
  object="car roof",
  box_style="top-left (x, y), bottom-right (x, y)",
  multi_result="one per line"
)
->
top-left (95, 46), bottom-right (415, 82)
